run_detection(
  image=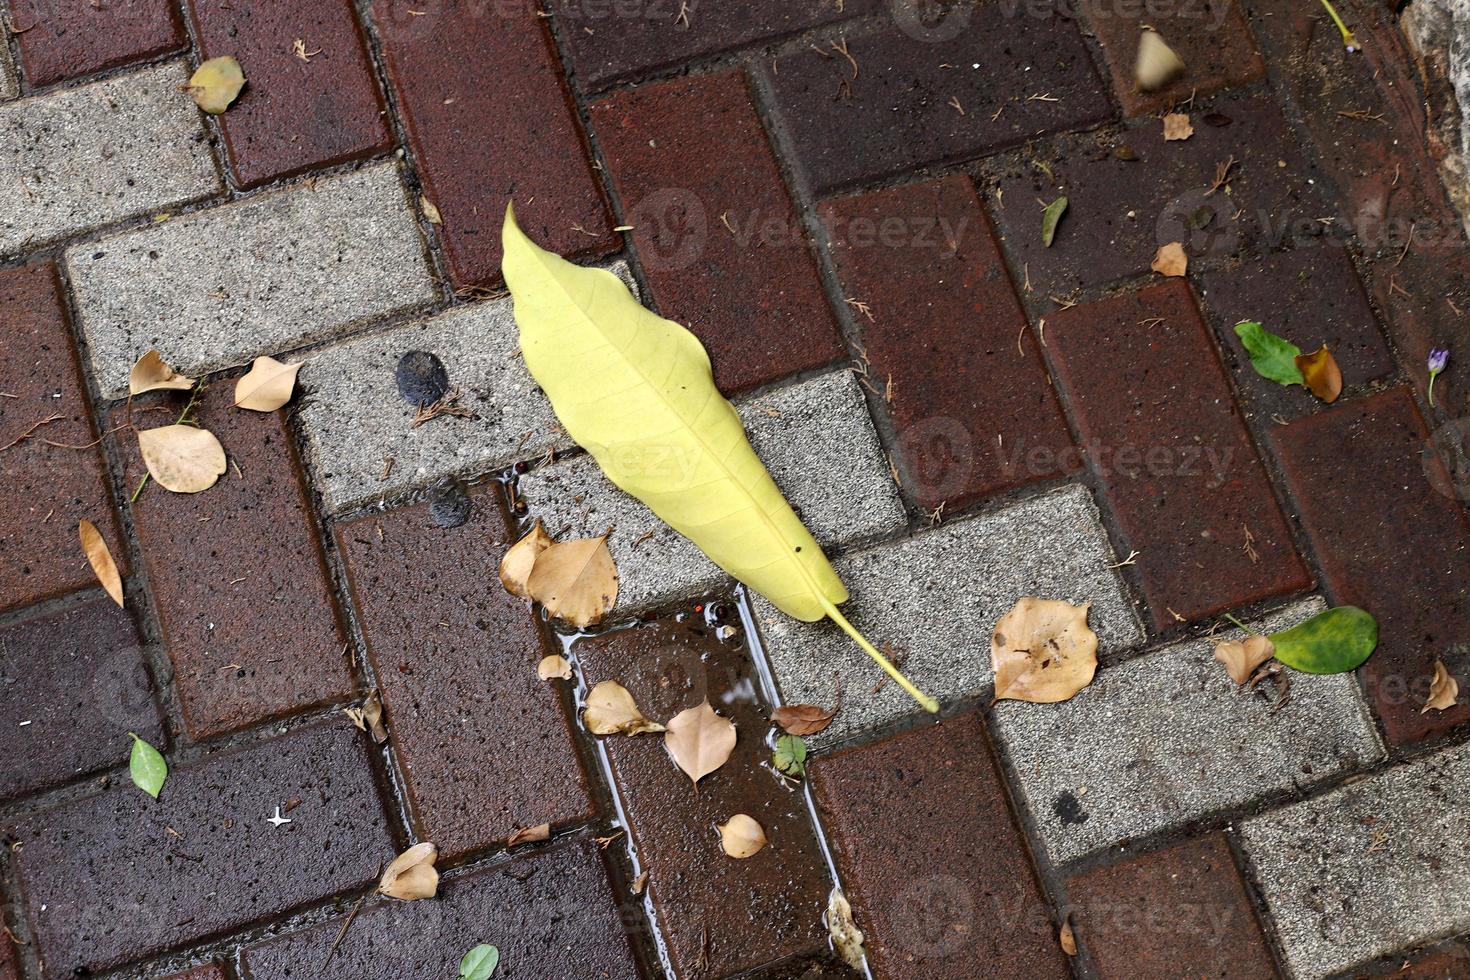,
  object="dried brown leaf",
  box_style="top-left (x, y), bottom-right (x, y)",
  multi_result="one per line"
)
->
top-left (1213, 635), bottom-right (1276, 685)
top-left (664, 700), bottom-right (737, 785)
top-left (991, 597), bottom-right (1099, 704)
top-left (1424, 660), bottom-right (1460, 713)
top-left (827, 887), bottom-right (866, 971)
top-left (499, 519), bottom-right (553, 599)
top-left (537, 654), bottom-right (573, 681)
top-left (128, 350), bottom-right (195, 395)
top-left (507, 823), bottom-right (550, 847)
top-left (583, 681), bottom-right (665, 735)
top-left (79, 519), bottom-right (123, 607)
top-left (361, 689), bottom-right (387, 744)
top-left (1162, 112), bottom-right (1194, 141)
top-left (1295, 345), bottom-right (1343, 403)
top-left (525, 534), bottom-right (618, 627)
top-left (234, 356), bottom-right (301, 412)
top-left (137, 424), bottom-right (227, 494)
top-left (1060, 917), bottom-right (1078, 956)
top-left (1135, 29), bottom-right (1185, 92)
top-left (378, 842), bottom-right (438, 901)
top-left (717, 814), bottom-right (767, 859)
top-left (770, 703), bottom-right (836, 736)
top-left (421, 196), bottom-right (442, 225)
top-left (187, 56), bottom-right (245, 114)
top-left (1151, 241), bottom-right (1188, 277)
